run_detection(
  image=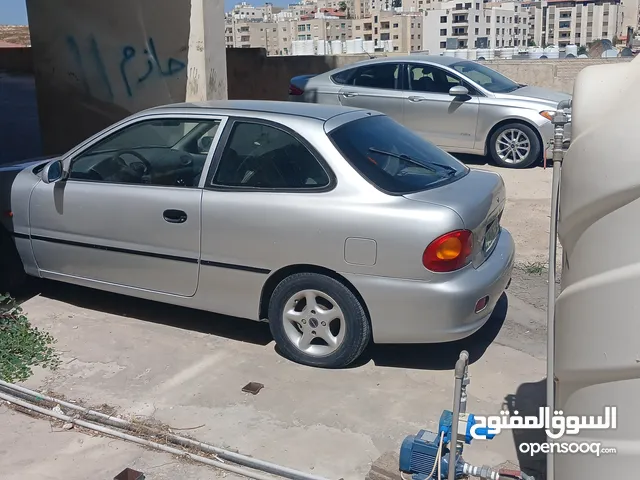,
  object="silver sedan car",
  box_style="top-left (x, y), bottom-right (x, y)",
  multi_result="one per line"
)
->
top-left (0, 100), bottom-right (514, 368)
top-left (289, 56), bottom-right (572, 169)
